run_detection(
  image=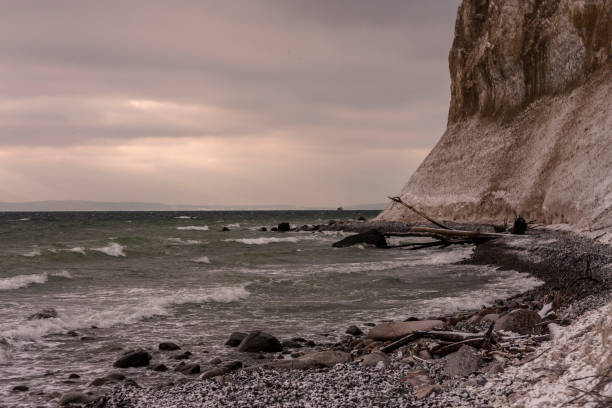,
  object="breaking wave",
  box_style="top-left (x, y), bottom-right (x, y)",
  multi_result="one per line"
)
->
top-left (0, 271), bottom-right (74, 291)
top-left (22, 248), bottom-right (42, 257)
top-left (167, 238), bottom-right (202, 245)
top-left (92, 242), bottom-right (126, 257)
top-left (1, 286), bottom-right (250, 342)
top-left (225, 236), bottom-right (319, 245)
top-left (177, 225), bottom-right (209, 231)
top-left (193, 256), bottom-right (211, 264)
